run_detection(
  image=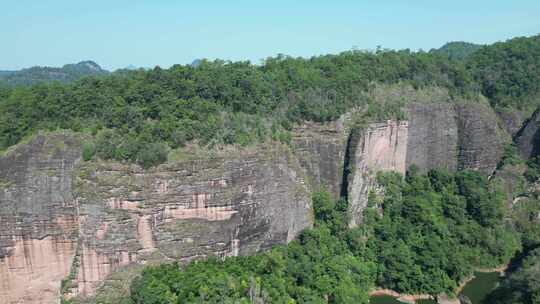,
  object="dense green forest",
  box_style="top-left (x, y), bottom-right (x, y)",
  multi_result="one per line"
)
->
top-left (120, 169), bottom-right (526, 304)
top-left (1, 35), bottom-right (539, 167)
